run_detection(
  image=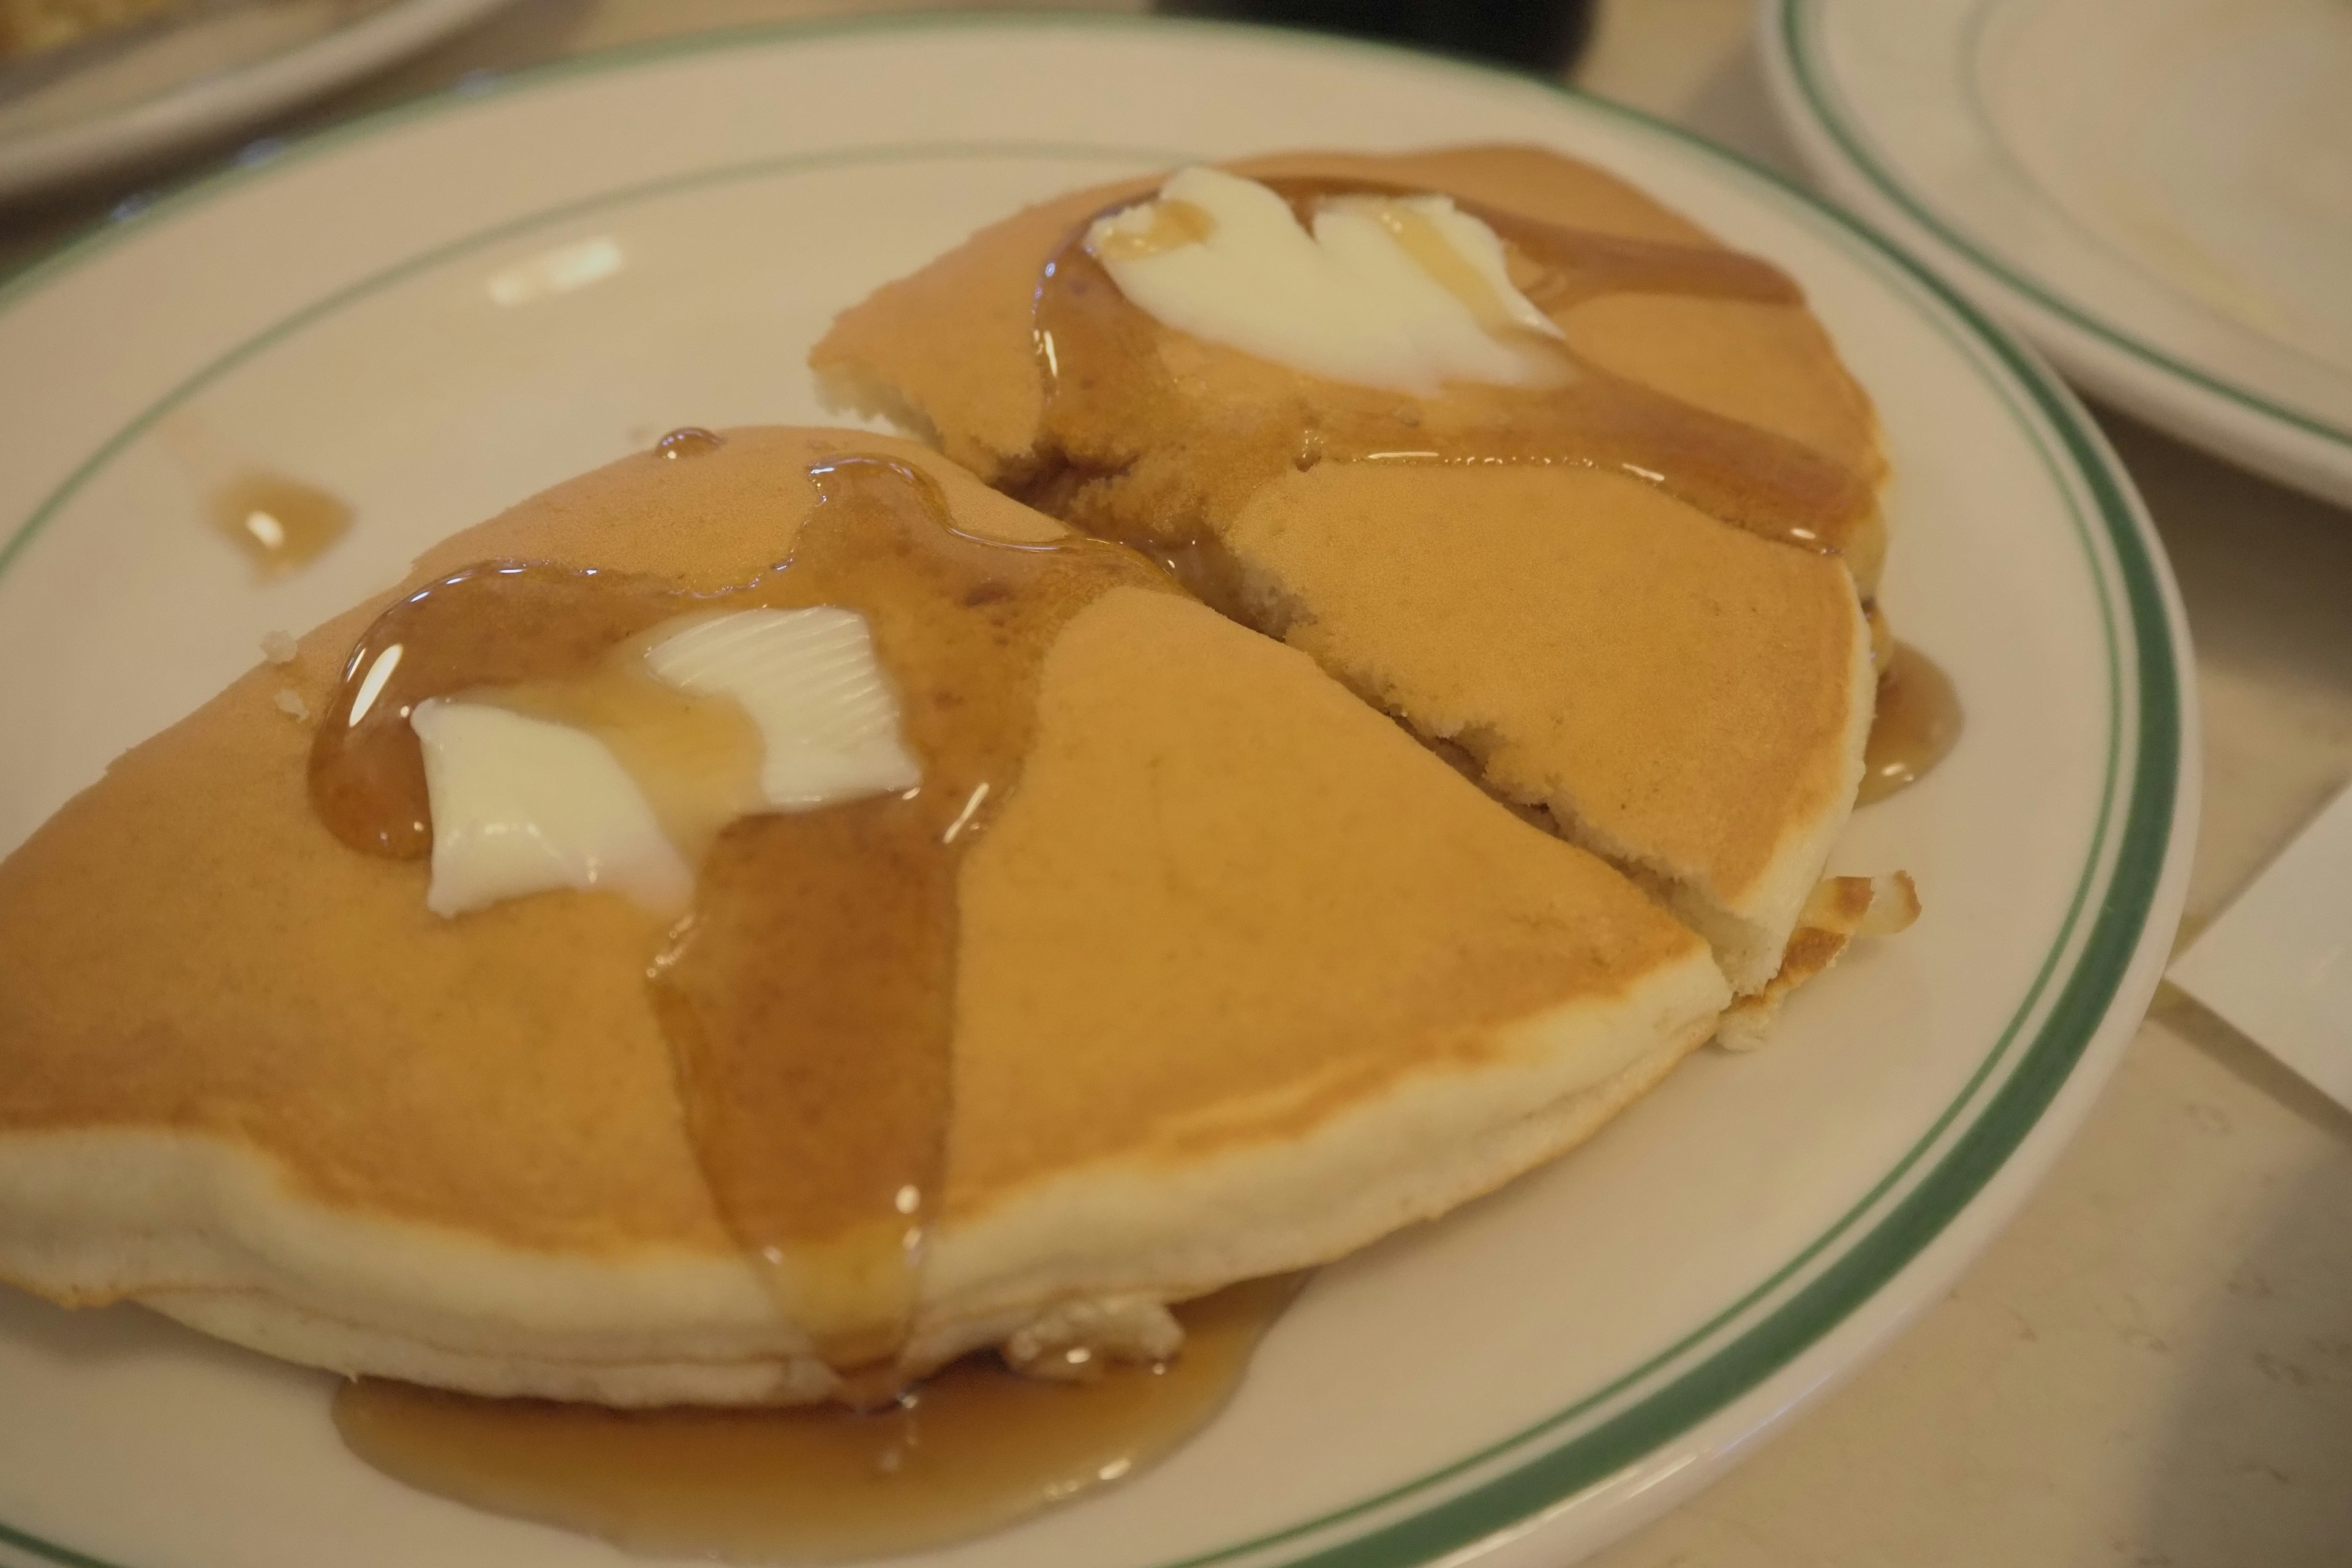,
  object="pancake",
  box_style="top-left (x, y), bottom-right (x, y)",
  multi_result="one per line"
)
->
top-left (812, 145), bottom-right (1888, 993)
top-left (1228, 462), bottom-right (1872, 991)
top-left (0, 426), bottom-right (1727, 1406)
